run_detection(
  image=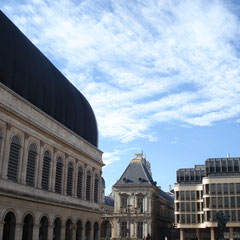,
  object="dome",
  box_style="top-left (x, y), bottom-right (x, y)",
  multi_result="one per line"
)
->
top-left (0, 11), bottom-right (98, 147)
top-left (101, 177), bottom-right (105, 188)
